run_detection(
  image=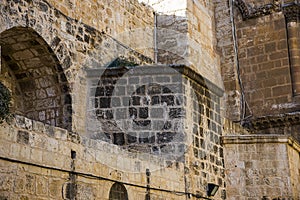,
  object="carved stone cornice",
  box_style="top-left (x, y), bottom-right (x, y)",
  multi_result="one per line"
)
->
top-left (282, 3), bottom-right (300, 22)
top-left (222, 135), bottom-right (300, 153)
top-left (241, 112), bottom-right (300, 131)
top-left (235, 0), bottom-right (250, 20)
top-left (235, 0), bottom-right (281, 20)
